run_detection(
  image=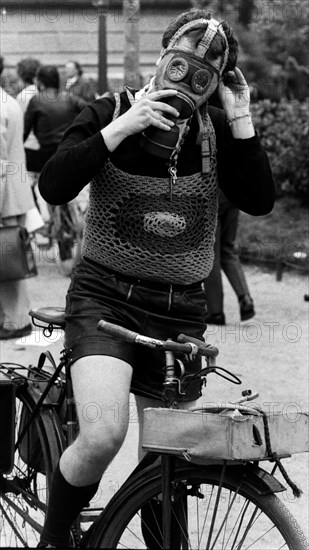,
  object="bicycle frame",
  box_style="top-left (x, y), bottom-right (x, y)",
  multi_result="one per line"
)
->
top-left (1, 312), bottom-right (307, 549)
